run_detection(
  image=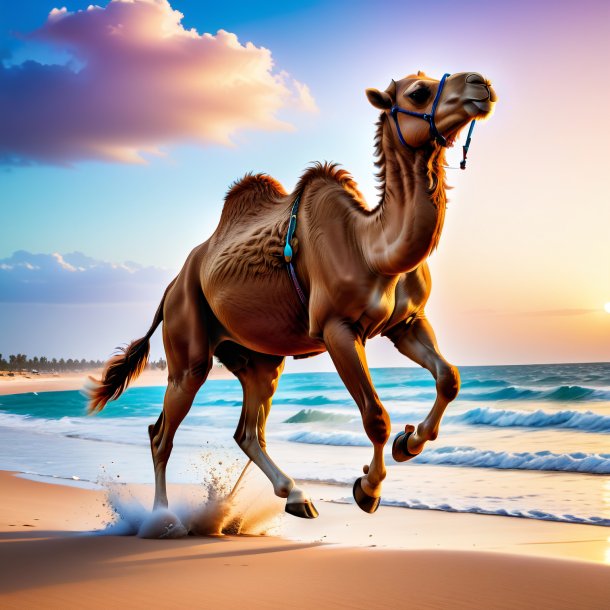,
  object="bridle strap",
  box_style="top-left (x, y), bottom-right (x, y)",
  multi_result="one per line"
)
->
top-left (283, 193), bottom-right (300, 262)
top-left (390, 73), bottom-right (450, 149)
top-left (390, 73), bottom-right (478, 170)
top-left (283, 193), bottom-right (308, 308)
top-left (459, 119), bottom-right (476, 170)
